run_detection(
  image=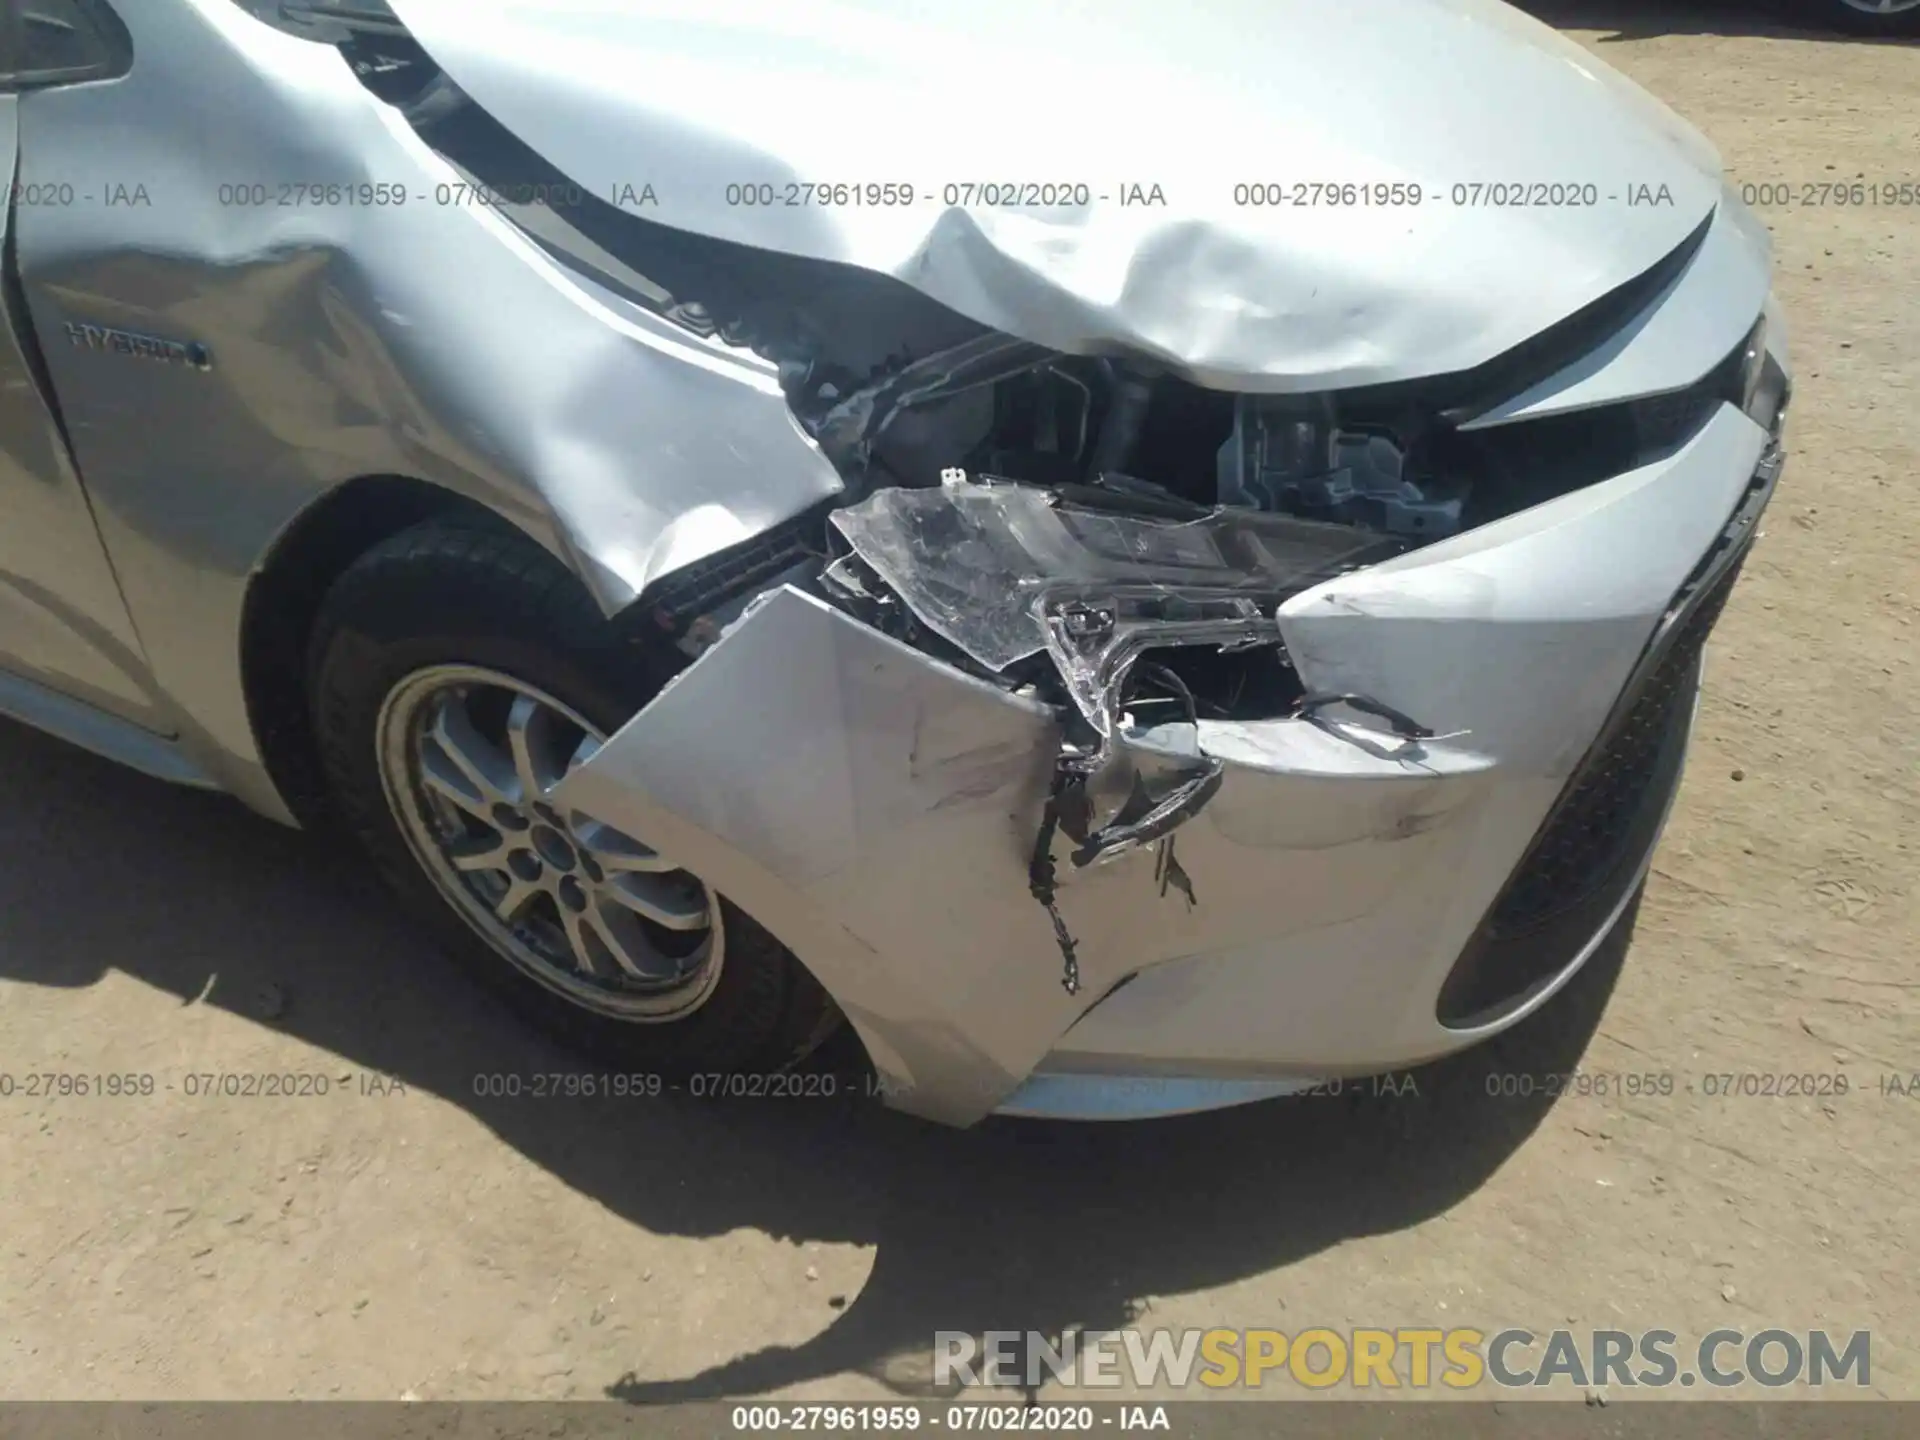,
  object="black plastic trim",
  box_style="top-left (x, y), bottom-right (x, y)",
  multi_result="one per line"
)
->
top-left (620, 504), bottom-right (833, 640)
top-left (1330, 209), bottom-right (1716, 425)
top-left (1435, 440), bottom-right (1781, 1028)
top-left (1, 0), bottom-right (132, 91)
